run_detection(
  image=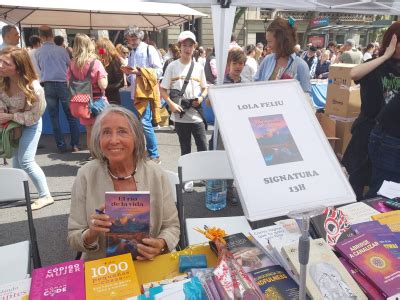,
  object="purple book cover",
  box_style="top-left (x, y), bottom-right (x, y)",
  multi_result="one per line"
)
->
top-left (336, 233), bottom-right (400, 297)
top-left (351, 221), bottom-right (391, 234)
top-left (339, 257), bottom-right (385, 300)
top-left (248, 114), bottom-right (303, 166)
top-left (105, 191), bottom-right (150, 258)
top-left (29, 260), bottom-right (85, 299)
